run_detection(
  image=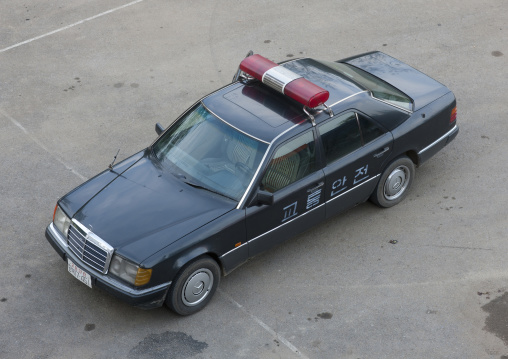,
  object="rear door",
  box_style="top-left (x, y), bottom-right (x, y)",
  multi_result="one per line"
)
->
top-left (246, 129), bottom-right (325, 257)
top-left (318, 111), bottom-right (393, 217)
